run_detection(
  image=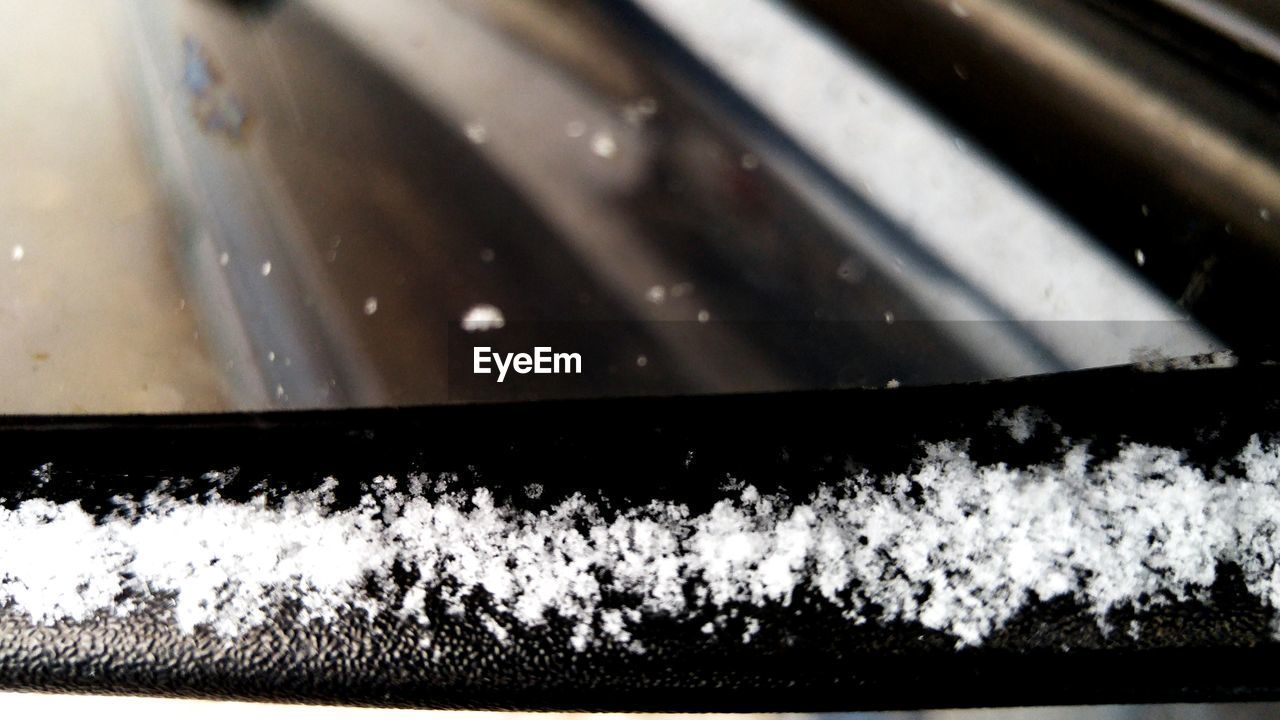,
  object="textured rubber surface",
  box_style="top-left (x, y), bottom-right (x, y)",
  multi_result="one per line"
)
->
top-left (0, 364), bottom-right (1277, 711)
